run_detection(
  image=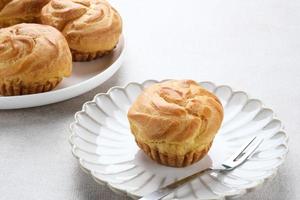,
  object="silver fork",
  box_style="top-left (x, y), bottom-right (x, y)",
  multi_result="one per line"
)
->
top-left (139, 136), bottom-right (264, 200)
